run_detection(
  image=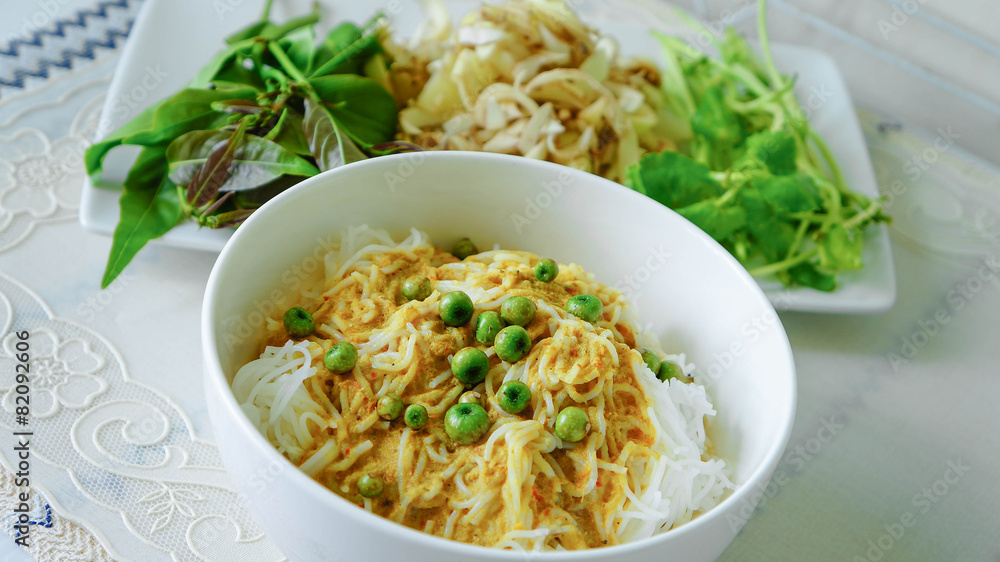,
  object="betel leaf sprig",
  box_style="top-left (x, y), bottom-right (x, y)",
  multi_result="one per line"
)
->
top-left (85, 0), bottom-right (399, 288)
top-left (627, 0), bottom-right (889, 291)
